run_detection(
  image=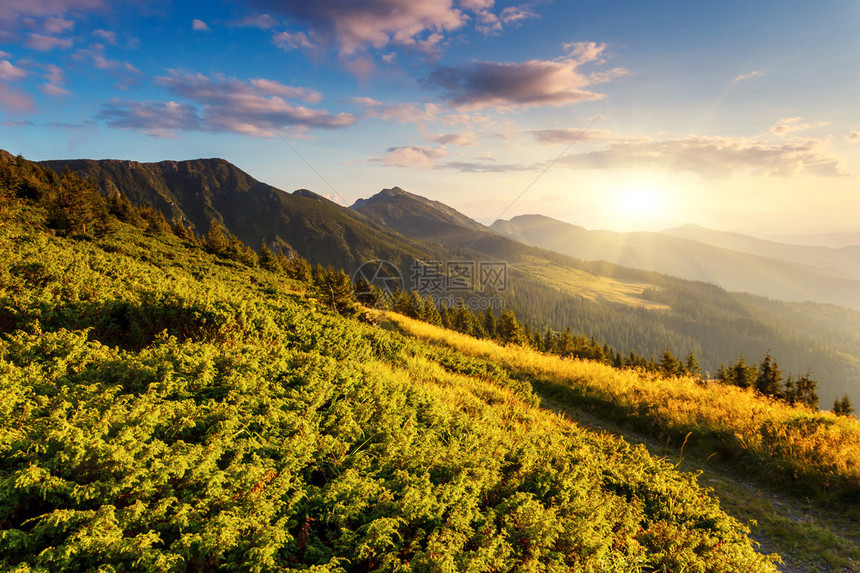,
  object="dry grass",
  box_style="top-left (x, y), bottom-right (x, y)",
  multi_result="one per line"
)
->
top-left (386, 311), bottom-right (860, 502)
